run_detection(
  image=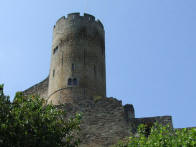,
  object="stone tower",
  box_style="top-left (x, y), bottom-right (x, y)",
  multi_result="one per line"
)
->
top-left (47, 13), bottom-right (106, 105)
